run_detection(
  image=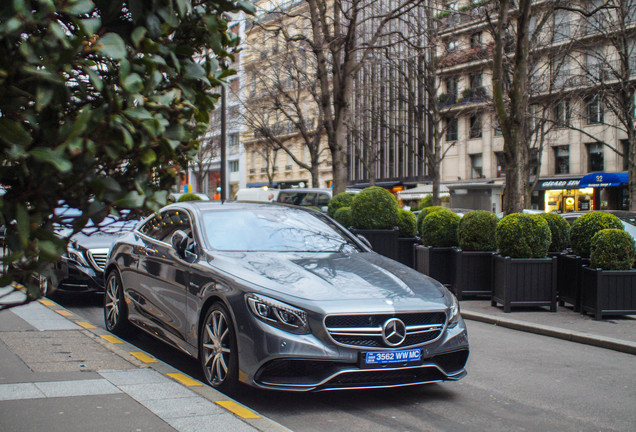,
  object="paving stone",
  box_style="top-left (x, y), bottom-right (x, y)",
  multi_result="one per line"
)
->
top-left (166, 413), bottom-right (258, 432)
top-left (141, 396), bottom-right (223, 419)
top-left (118, 382), bottom-right (197, 401)
top-left (99, 369), bottom-right (171, 386)
top-left (0, 383), bottom-right (45, 401)
top-left (35, 378), bottom-right (121, 398)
